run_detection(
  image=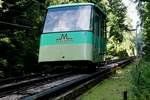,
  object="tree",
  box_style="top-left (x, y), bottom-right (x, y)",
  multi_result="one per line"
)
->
top-left (136, 1), bottom-right (150, 60)
top-left (0, 0), bottom-right (46, 77)
top-left (105, 0), bottom-right (132, 59)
